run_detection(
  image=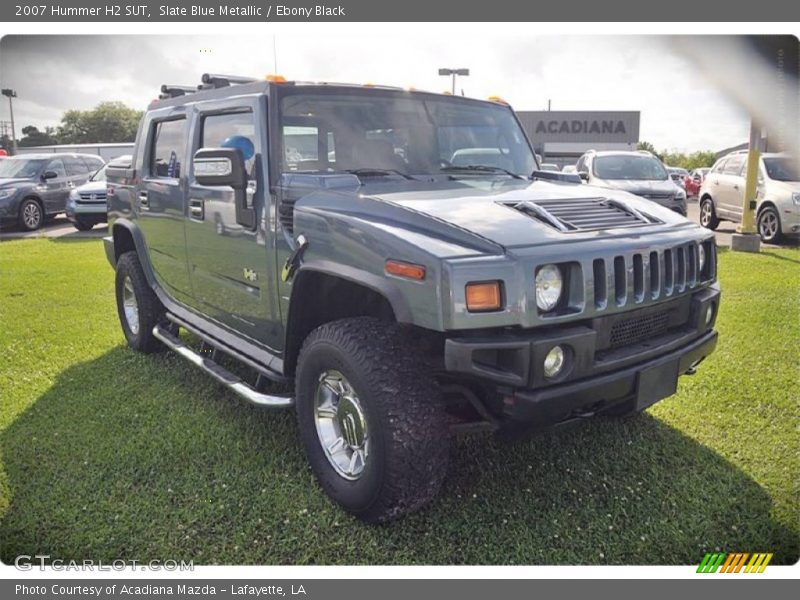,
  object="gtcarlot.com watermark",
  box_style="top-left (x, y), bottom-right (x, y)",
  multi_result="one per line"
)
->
top-left (13, 554), bottom-right (194, 572)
